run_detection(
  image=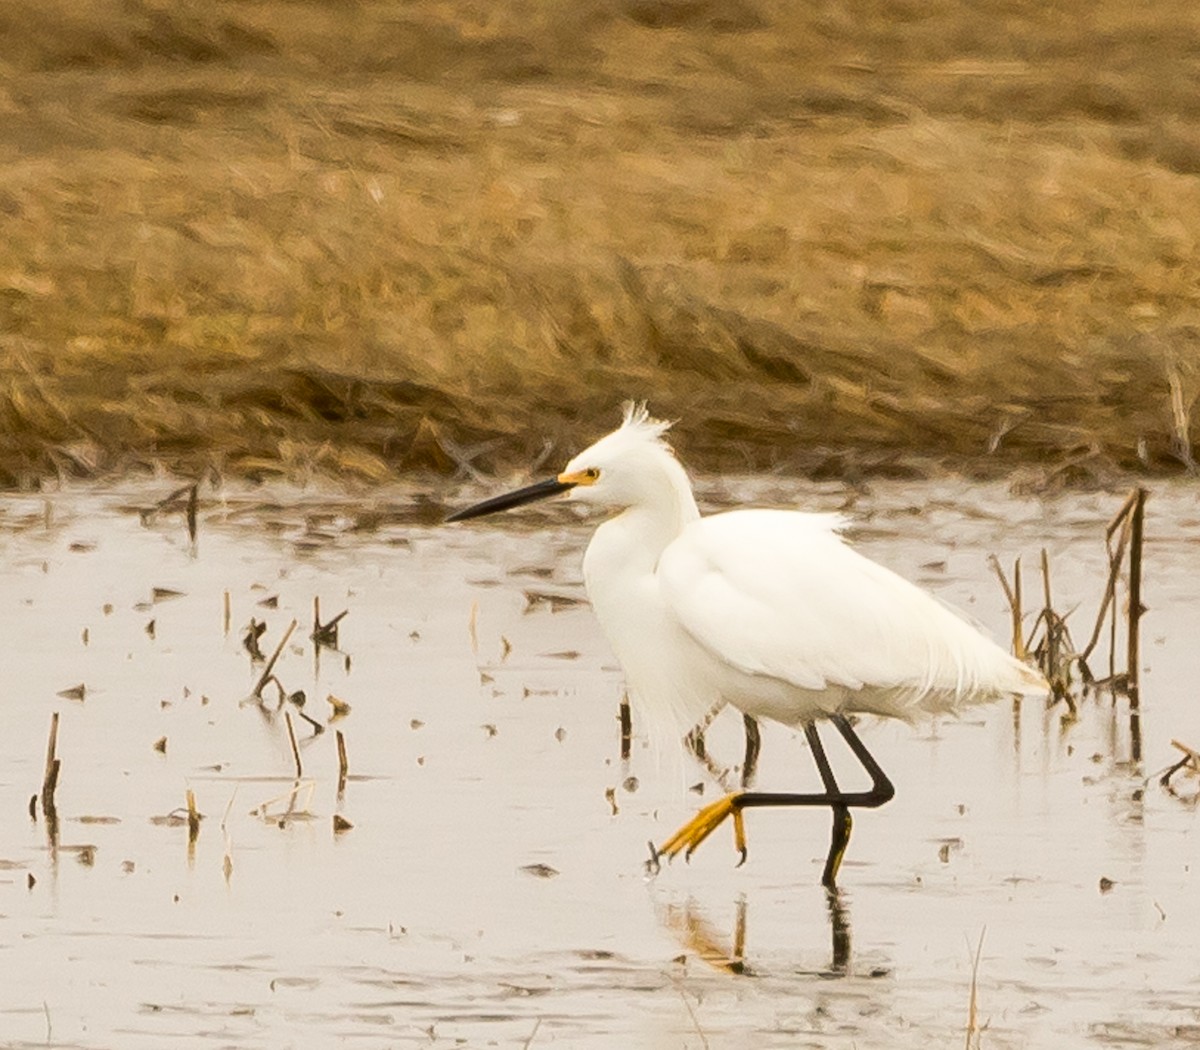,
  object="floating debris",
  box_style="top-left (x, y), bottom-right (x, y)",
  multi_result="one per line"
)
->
top-left (523, 590), bottom-right (586, 613)
top-left (152, 587), bottom-right (185, 603)
top-left (519, 863), bottom-right (559, 879)
top-left (56, 684), bottom-right (85, 702)
top-left (250, 781), bottom-right (316, 824)
top-left (150, 812), bottom-right (192, 827)
top-left (326, 694), bottom-right (351, 720)
top-left (153, 737), bottom-right (167, 754)
top-left (243, 620), bottom-right (267, 661)
top-left (333, 814), bottom-right (353, 834)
